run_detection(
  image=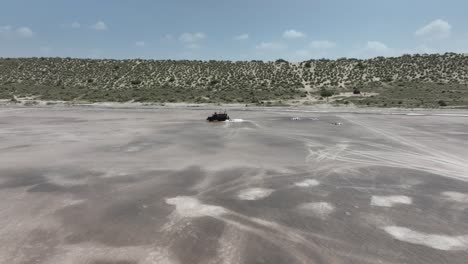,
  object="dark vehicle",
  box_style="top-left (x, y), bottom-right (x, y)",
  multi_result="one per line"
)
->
top-left (207, 111), bottom-right (230, 122)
